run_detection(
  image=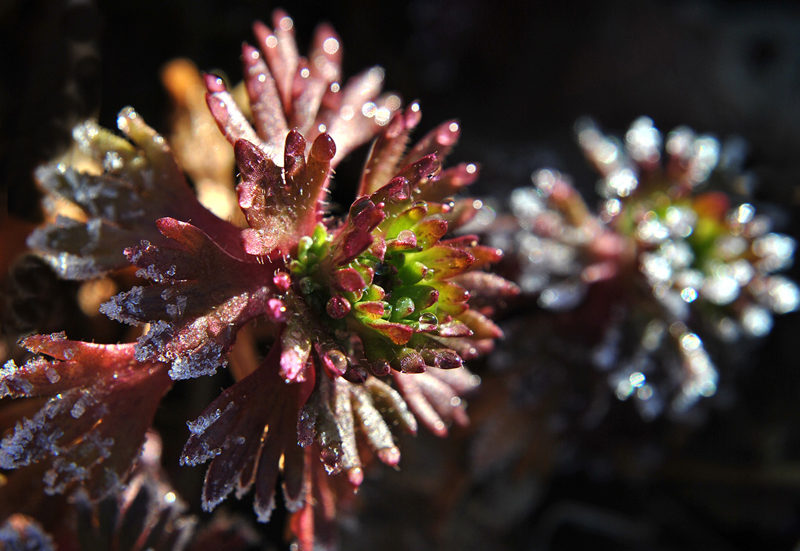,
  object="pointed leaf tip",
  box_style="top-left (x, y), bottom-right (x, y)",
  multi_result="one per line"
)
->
top-left (242, 42), bottom-right (260, 62)
top-left (438, 120), bottom-right (460, 146)
top-left (204, 73), bottom-right (227, 93)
